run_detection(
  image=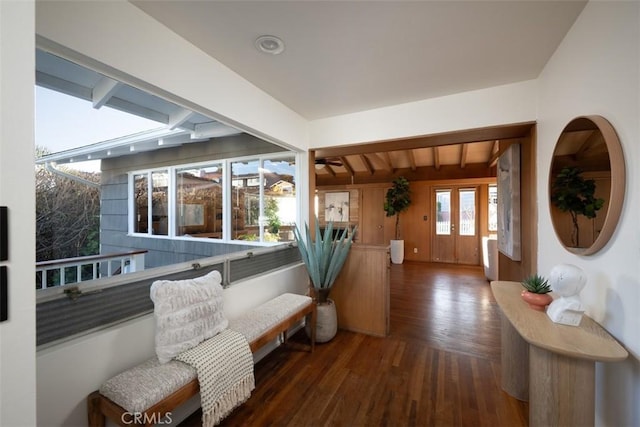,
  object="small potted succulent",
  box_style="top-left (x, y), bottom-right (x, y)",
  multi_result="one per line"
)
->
top-left (521, 274), bottom-right (552, 311)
